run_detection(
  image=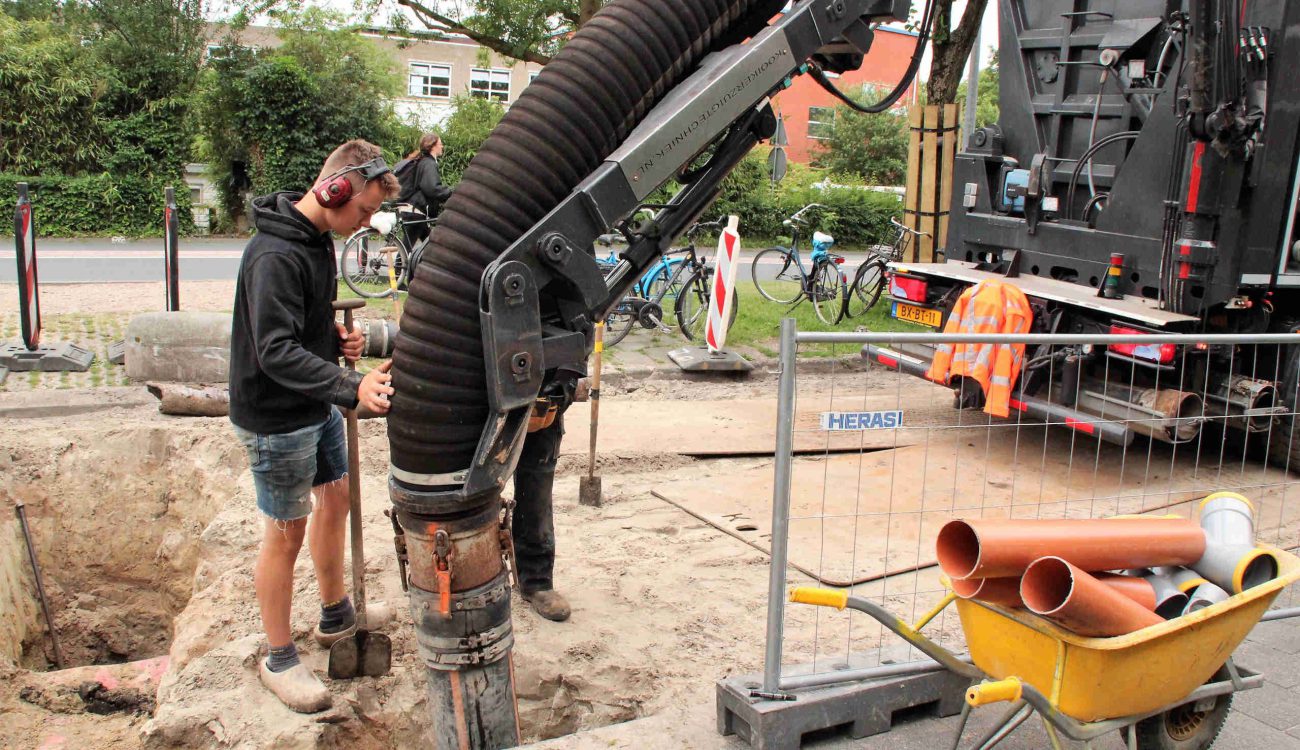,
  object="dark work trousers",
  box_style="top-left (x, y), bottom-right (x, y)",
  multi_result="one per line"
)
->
top-left (512, 410), bottom-right (565, 595)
